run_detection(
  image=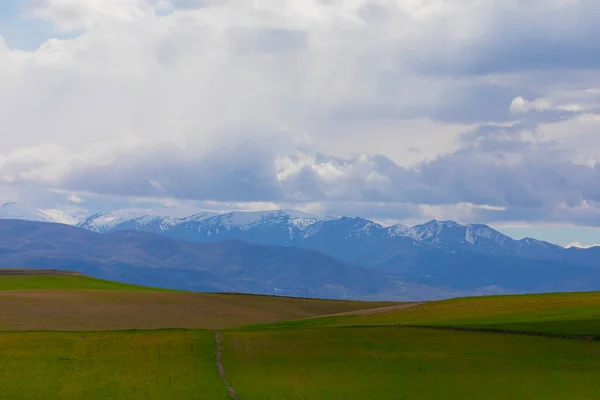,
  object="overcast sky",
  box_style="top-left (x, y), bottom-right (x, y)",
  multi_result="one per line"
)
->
top-left (2, 0), bottom-right (600, 245)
